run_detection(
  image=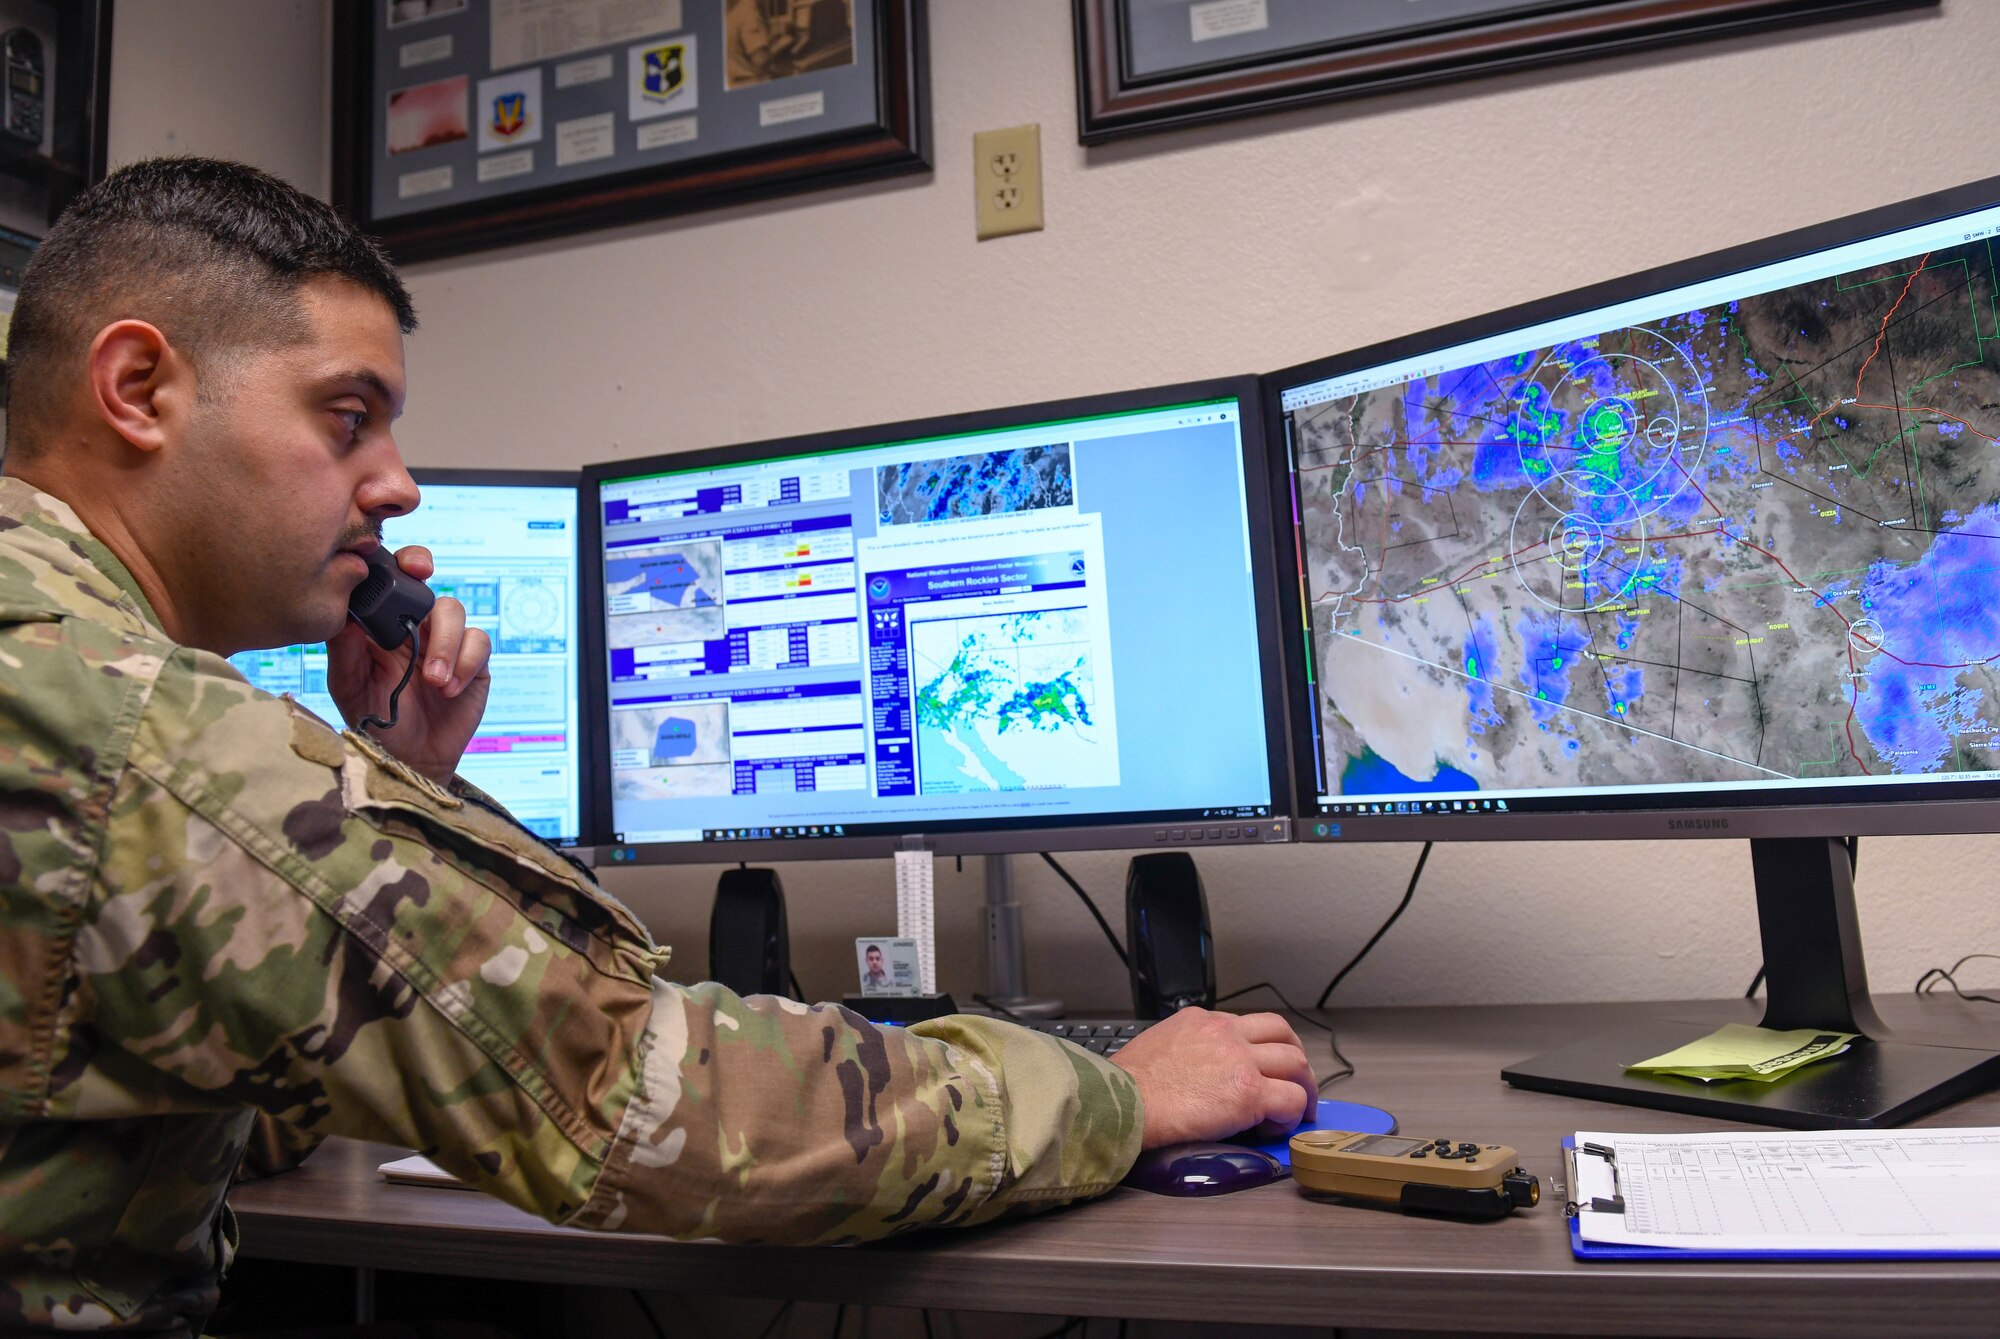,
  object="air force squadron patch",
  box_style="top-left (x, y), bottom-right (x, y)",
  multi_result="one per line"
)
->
top-left (490, 90), bottom-right (527, 139)
top-left (643, 44), bottom-right (686, 100)
top-left (628, 34), bottom-right (699, 120)
top-left (475, 69), bottom-right (543, 150)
